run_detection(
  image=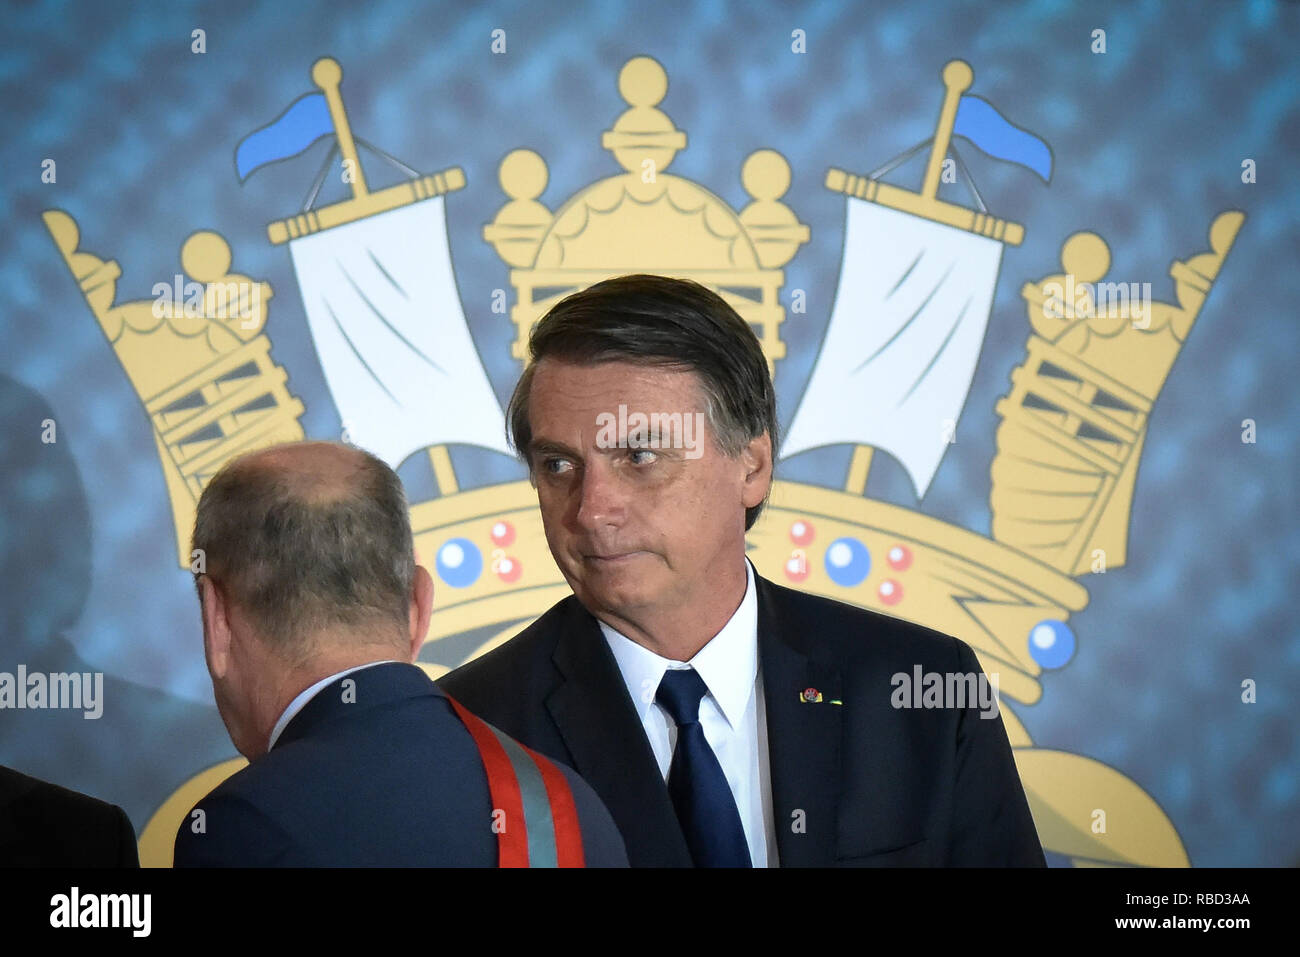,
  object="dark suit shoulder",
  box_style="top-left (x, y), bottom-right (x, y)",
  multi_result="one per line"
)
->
top-left (759, 574), bottom-right (969, 670)
top-left (0, 766), bottom-right (138, 867)
top-left (172, 747), bottom-right (313, 866)
top-left (438, 596), bottom-right (579, 719)
top-left (442, 597), bottom-right (576, 684)
top-left (757, 578), bottom-right (1044, 866)
top-left (175, 676), bottom-right (500, 866)
top-left (1, 766), bottom-right (124, 821)
top-left (173, 789), bottom-right (293, 867)
top-left (187, 684), bottom-right (485, 815)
